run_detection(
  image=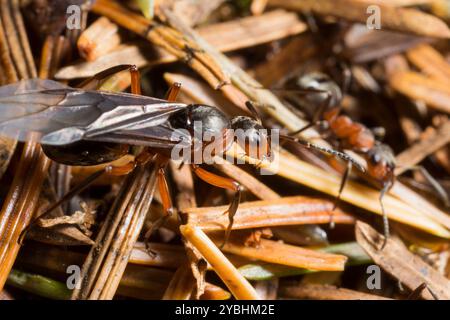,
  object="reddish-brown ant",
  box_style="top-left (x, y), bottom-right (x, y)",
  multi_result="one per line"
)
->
top-left (282, 71), bottom-right (447, 248)
top-left (0, 65), bottom-right (359, 247)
